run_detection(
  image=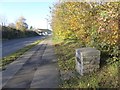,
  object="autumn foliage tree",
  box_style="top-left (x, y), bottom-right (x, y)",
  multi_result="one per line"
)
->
top-left (2, 16), bottom-right (38, 39)
top-left (51, 1), bottom-right (120, 63)
top-left (16, 16), bottom-right (28, 31)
